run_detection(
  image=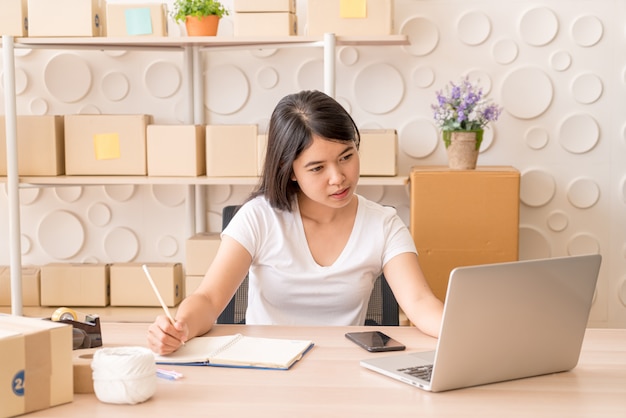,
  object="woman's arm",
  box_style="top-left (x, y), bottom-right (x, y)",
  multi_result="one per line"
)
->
top-left (383, 252), bottom-right (444, 338)
top-left (147, 236), bottom-right (252, 354)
